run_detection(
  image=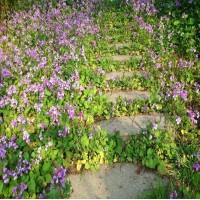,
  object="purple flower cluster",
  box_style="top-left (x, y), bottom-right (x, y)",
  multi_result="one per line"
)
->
top-left (0, 136), bottom-right (18, 159)
top-left (164, 82), bottom-right (188, 101)
top-left (134, 16), bottom-right (154, 34)
top-left (22, 130), bottom-right (30, 144)
top-left (58, 126), bottom-right (70, 137)
top-left (3, 152), bottom-right (31, 183)
top-left (47, 105), bottom-right (61, 125)
top-left (0, 0), bottom-right (99, 136)
top-left (187, 110), bottom-right (199, 124)
top-left (63, 102), bottom-right (76, 120)
top-left (51, 166), bottom-right (67, 188)
top-left (12, 182), bottom-right (27, 199)
top-left (126, 0), bottom-right (157, 15)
